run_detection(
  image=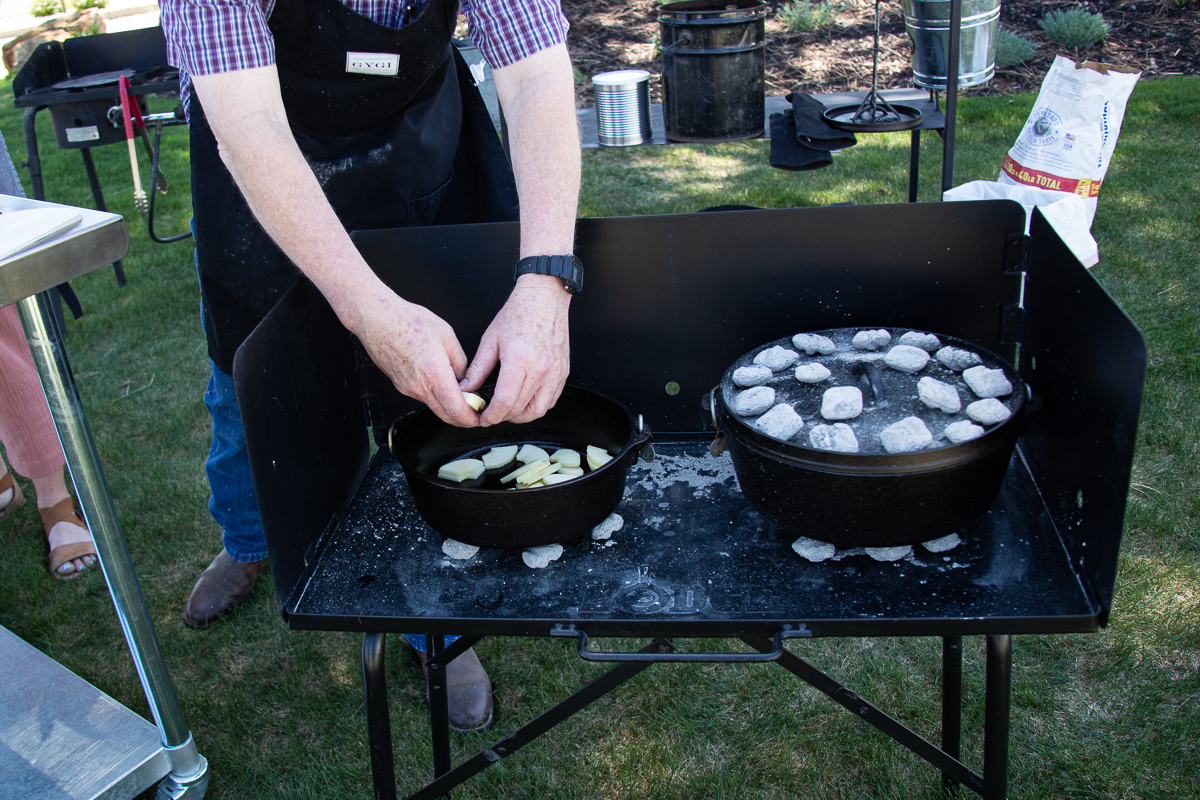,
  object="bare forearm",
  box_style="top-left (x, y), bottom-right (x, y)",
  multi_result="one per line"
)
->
top-left (191, 67), bottom-right (391, 335)
top-left (494, 43), bottom-right (580, 259)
